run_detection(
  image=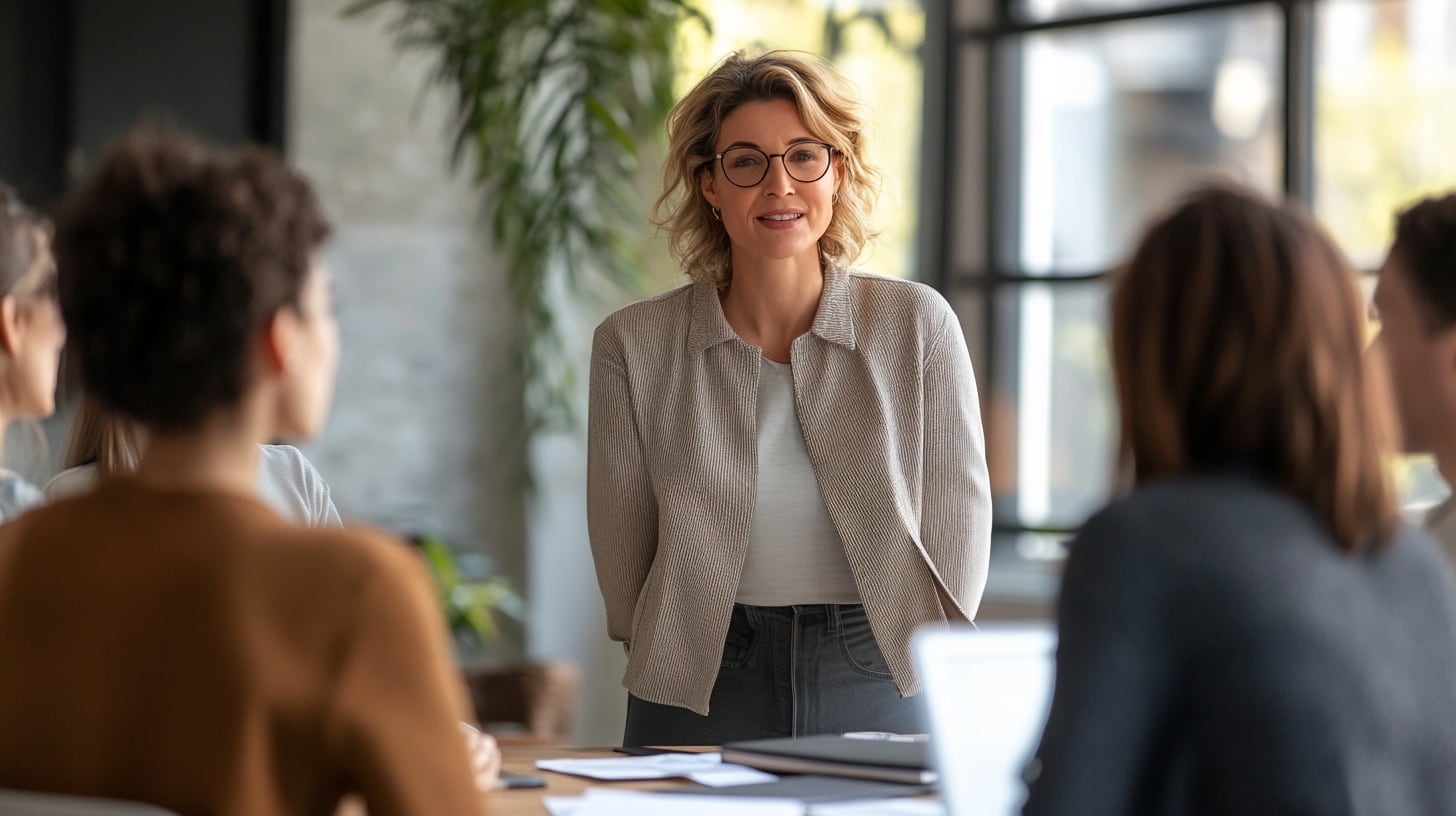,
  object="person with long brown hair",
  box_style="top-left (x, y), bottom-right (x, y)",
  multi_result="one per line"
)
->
top-left (1022, 184), bottom-right (1456, 814)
